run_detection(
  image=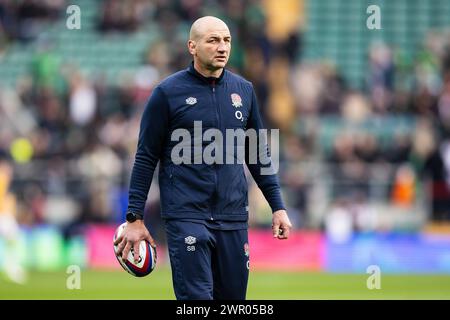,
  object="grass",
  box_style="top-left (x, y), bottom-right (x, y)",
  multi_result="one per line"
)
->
top-left (1, 267), bottom-right (450, 300)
